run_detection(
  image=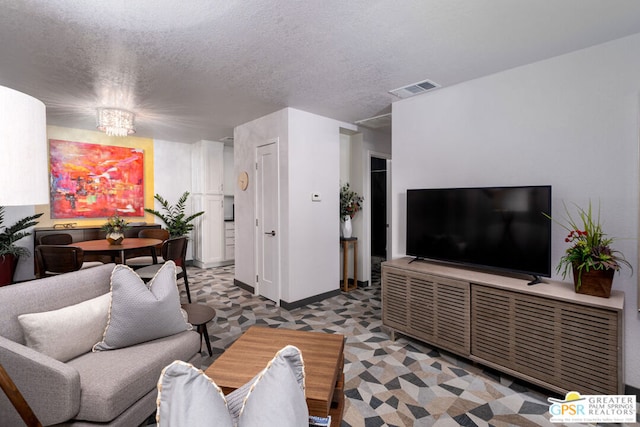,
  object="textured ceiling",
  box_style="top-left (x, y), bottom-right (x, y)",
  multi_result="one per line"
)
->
top-left (2, 0), bottom-right (640, 143)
